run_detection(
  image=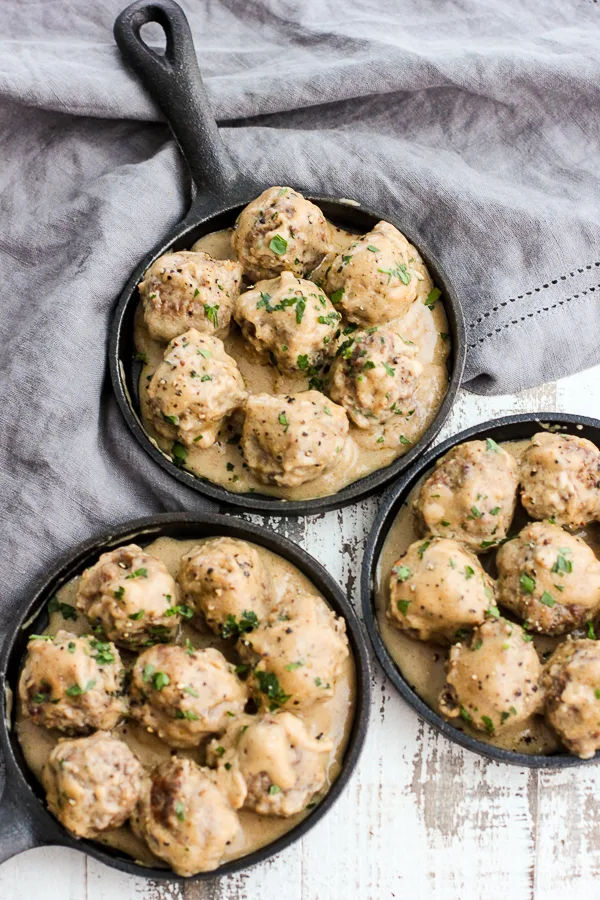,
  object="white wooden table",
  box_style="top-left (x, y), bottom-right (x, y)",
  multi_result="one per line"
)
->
top-left (3, 365), bottom-right (599, 900)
